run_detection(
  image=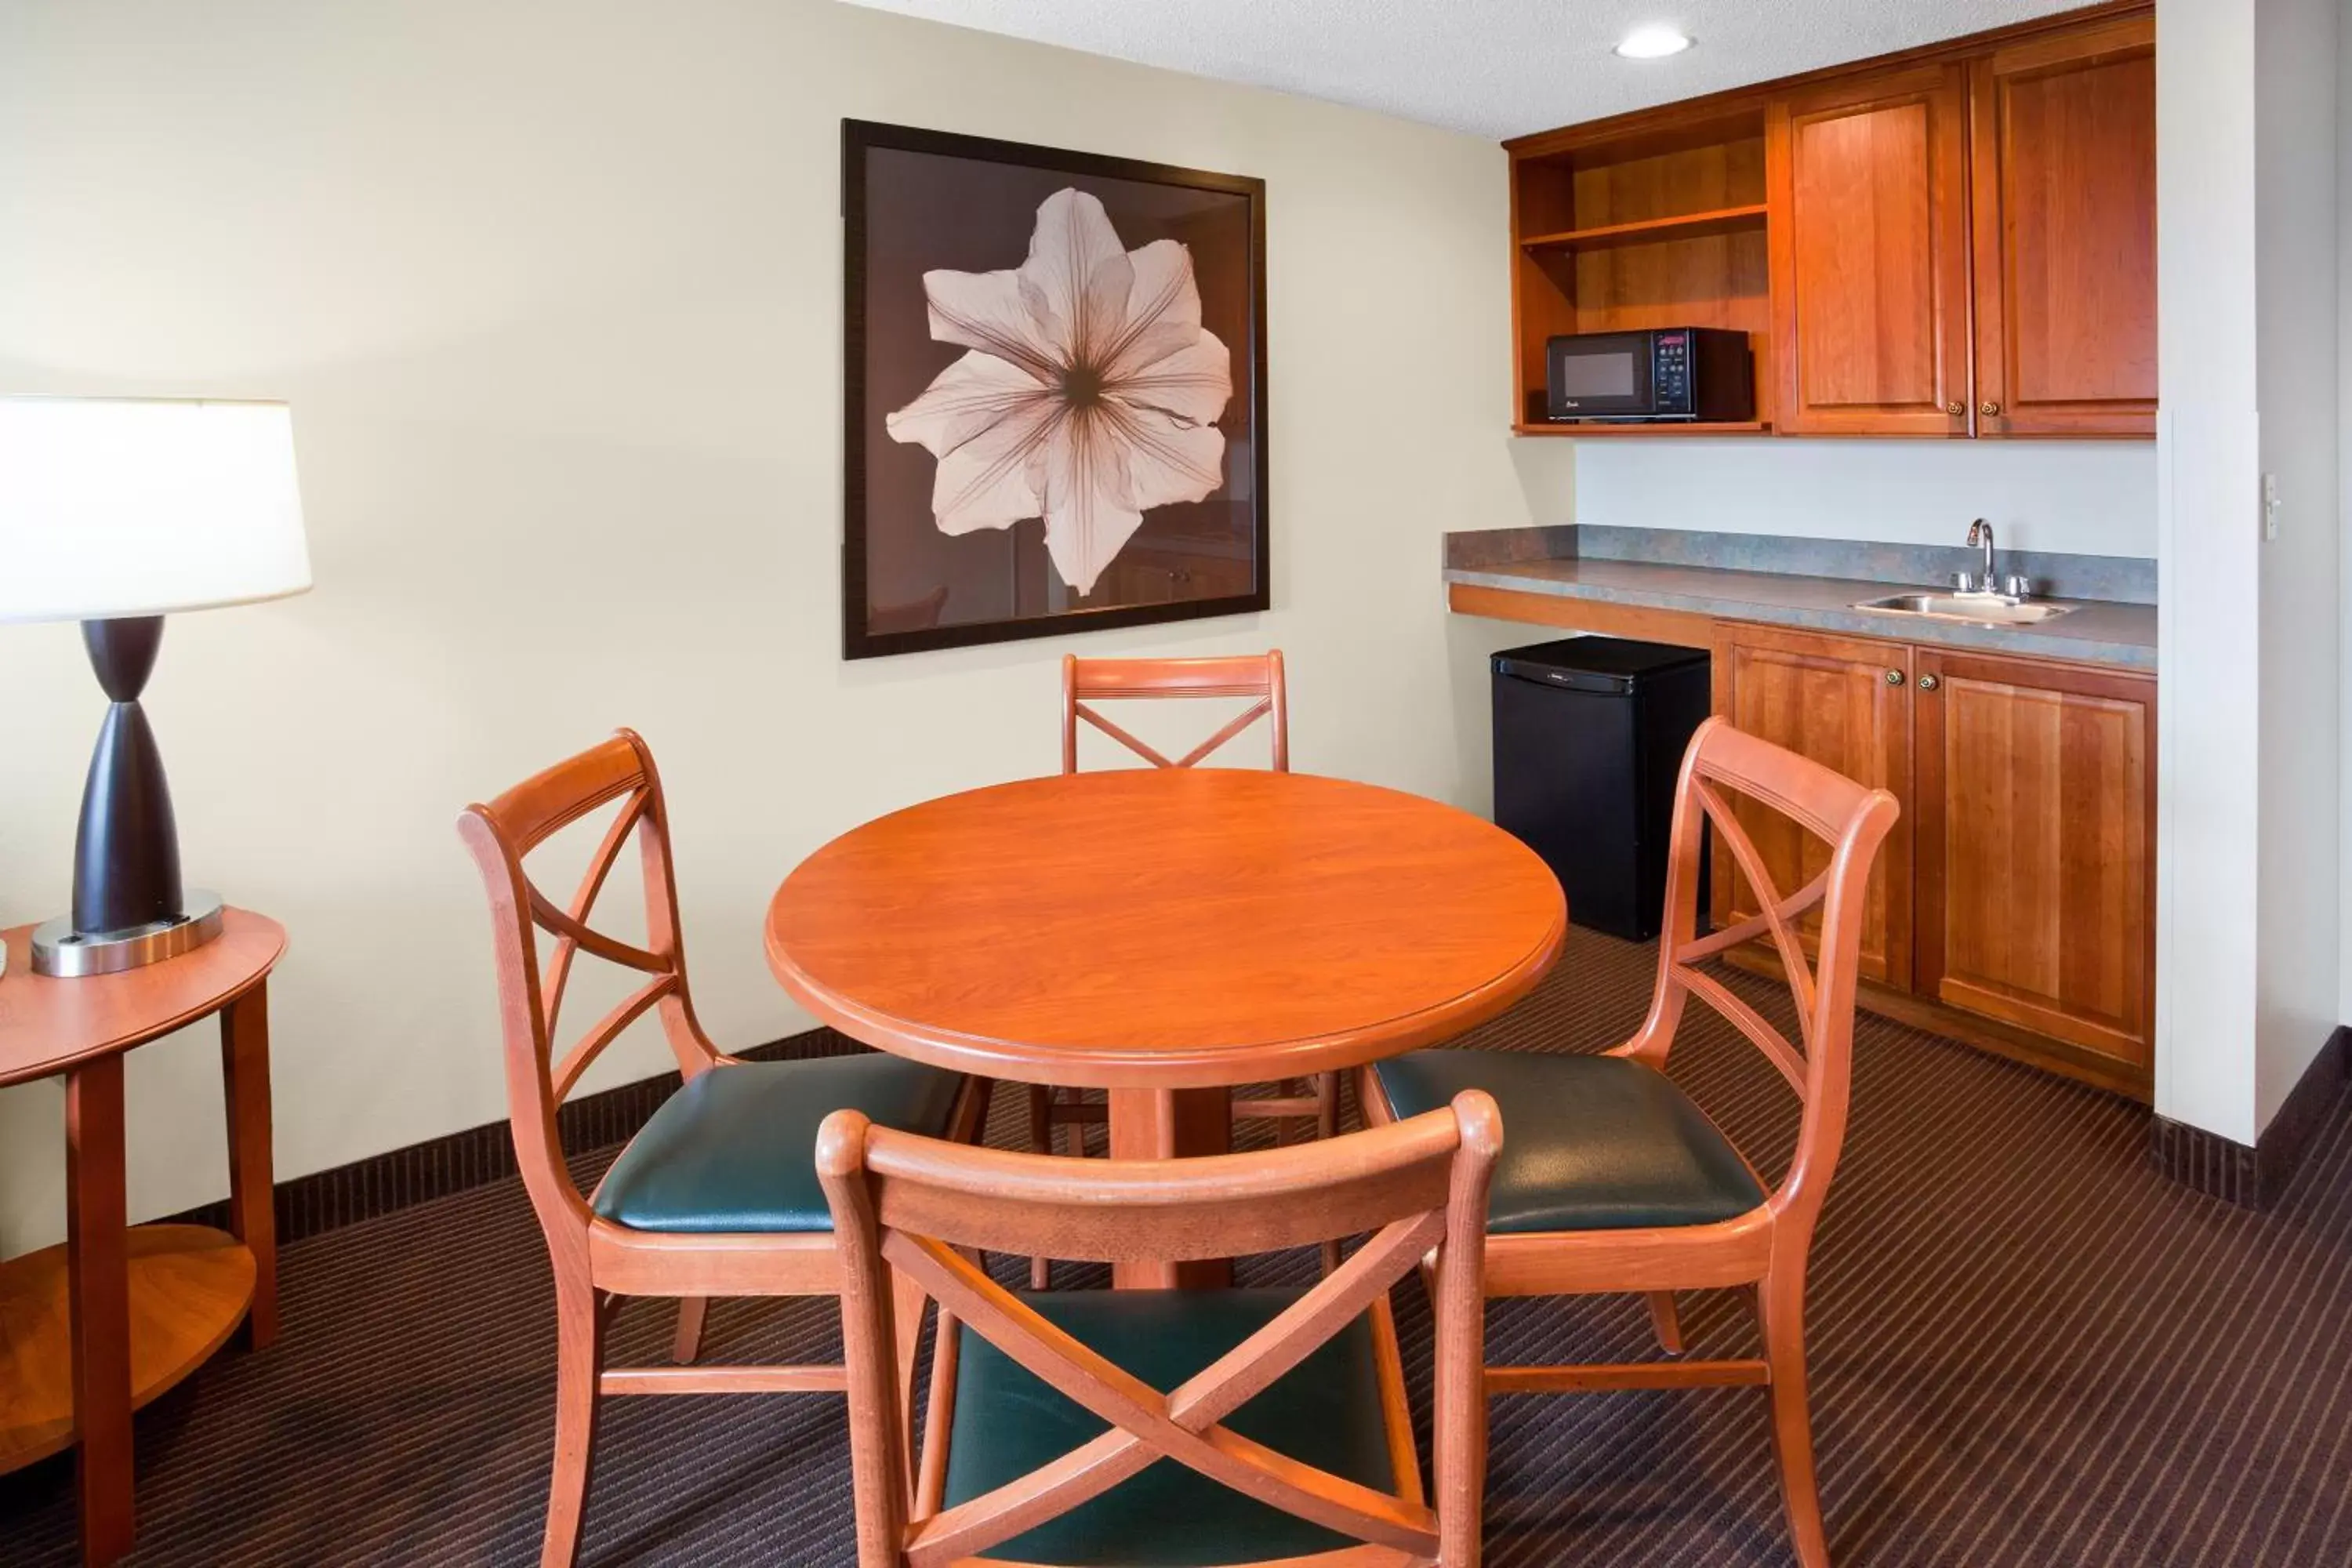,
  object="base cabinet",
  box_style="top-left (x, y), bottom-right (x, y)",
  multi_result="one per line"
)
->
top-left (1709, 623), bottom-right (1913, 985)
top-left (1913, 649), bottom-right (2154, 1075)
top-left (1711, 624), bottom-right (2154, 1095)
